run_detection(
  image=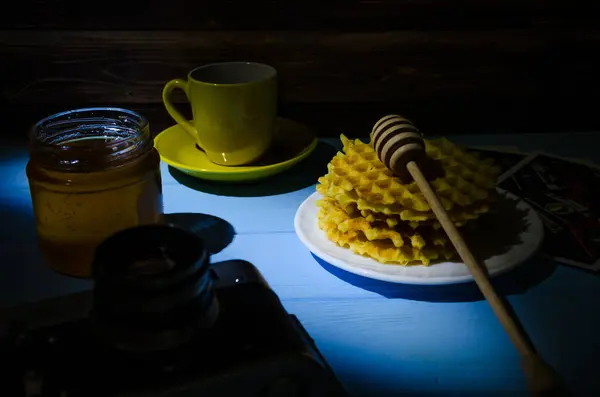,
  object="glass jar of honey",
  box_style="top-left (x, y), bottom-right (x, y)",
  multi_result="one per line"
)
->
top-left (26, 108), bottom-right (164, 278)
